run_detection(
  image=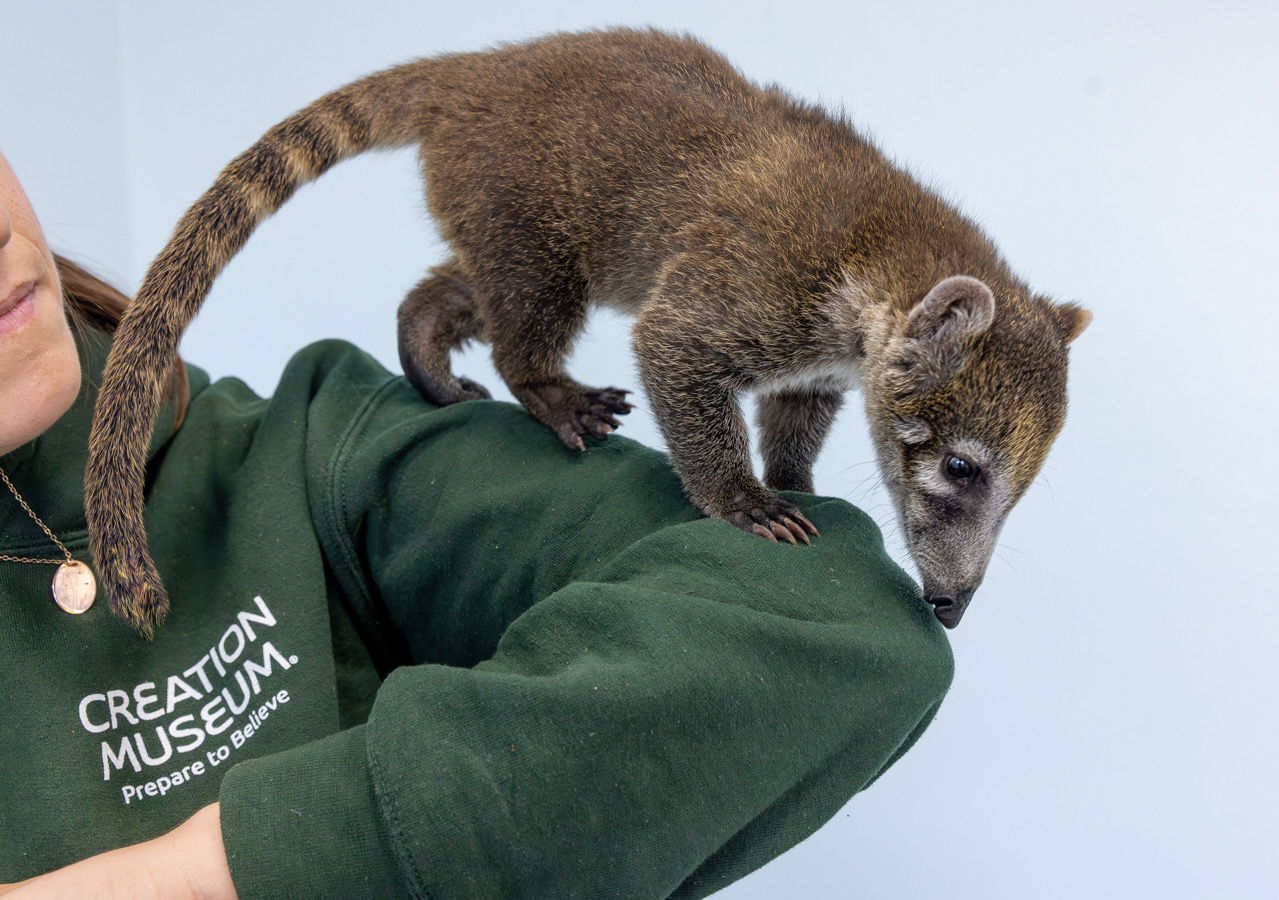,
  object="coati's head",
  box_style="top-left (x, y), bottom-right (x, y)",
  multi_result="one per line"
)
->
top-left (860, 275), bottom-right (1091, 628)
